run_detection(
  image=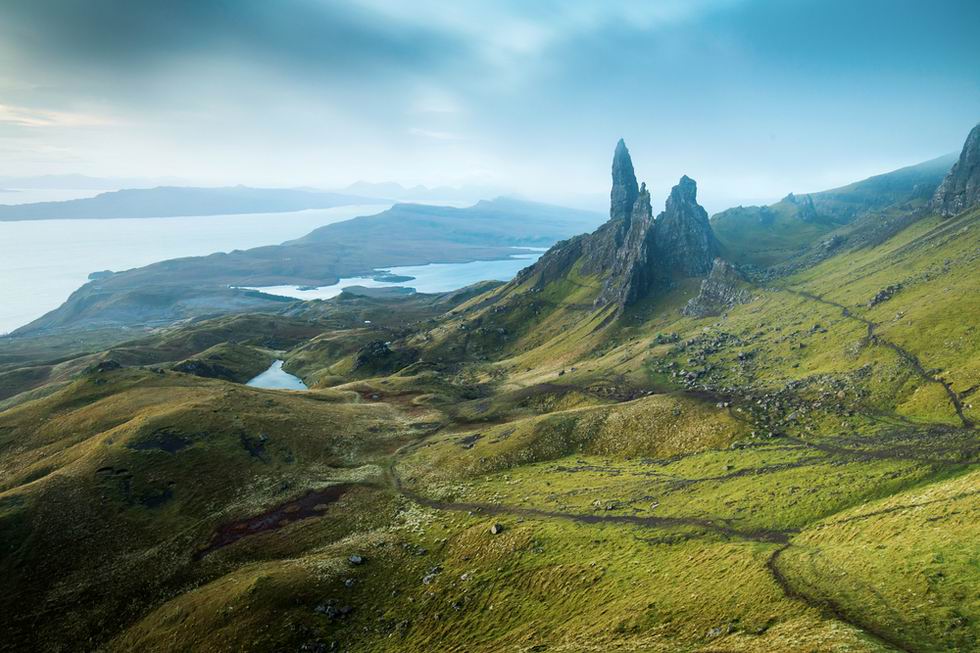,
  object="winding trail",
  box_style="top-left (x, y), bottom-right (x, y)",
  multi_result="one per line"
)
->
top-left (386, 462), bottom-right (789, 544)
top-left (383, 383), bottom-right (966, 652)
top-left (782, 288), bottom-right (973, 428)
top-left (766, 545), bottom-right (916, 653)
